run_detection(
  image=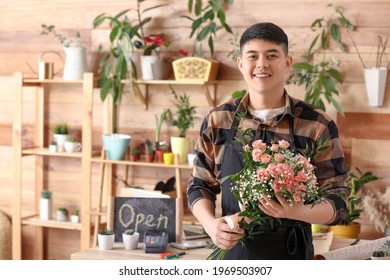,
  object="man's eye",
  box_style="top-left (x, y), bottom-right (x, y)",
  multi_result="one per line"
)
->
top-left (248, 55), bottom-right (257, 60)
top-left (268, 54), bottom-right (278, 59)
